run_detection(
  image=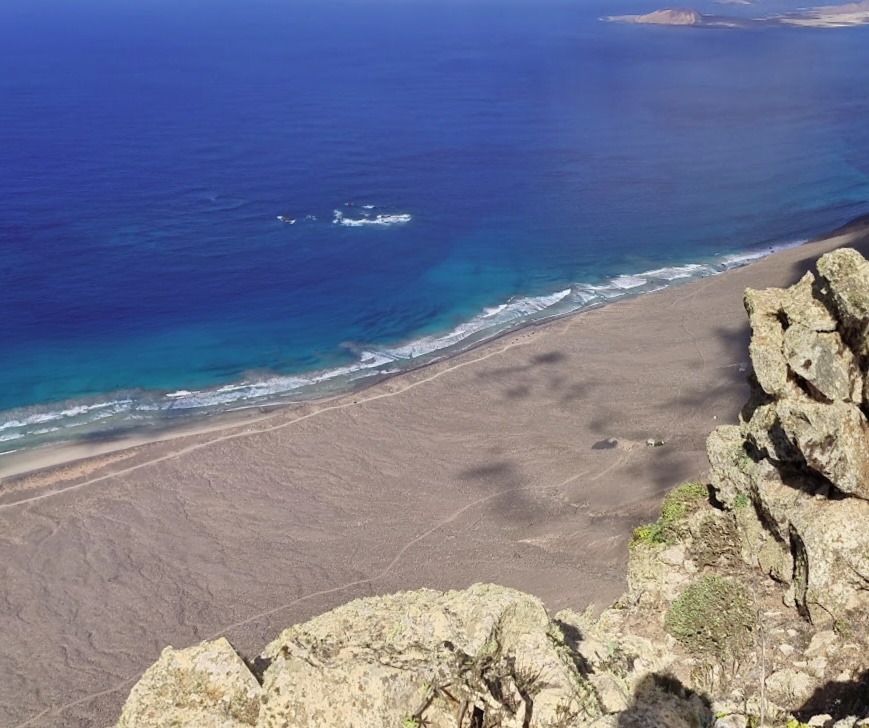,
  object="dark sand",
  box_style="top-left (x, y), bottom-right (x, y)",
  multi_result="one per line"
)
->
top-left (2, 217), bottom-right (869, 728)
